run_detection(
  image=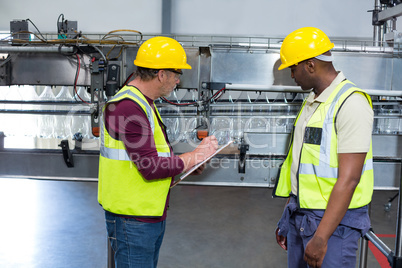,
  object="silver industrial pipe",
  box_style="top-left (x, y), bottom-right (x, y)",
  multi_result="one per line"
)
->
top-left (373, 0), bottom-right (383, 46)
top-left (224, 83), bottom-right (402, 97)
top-left (0, 46), bottom-right (74, 53)
top-left (365, 231), bottom-right (393, 260)
top-left (224, 84), bottom-right (304, 93)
